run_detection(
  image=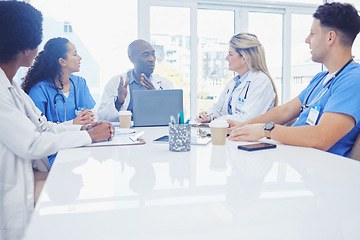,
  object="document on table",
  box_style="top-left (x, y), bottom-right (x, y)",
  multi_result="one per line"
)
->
top-left (85, 129), bottom-right (145, 147)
